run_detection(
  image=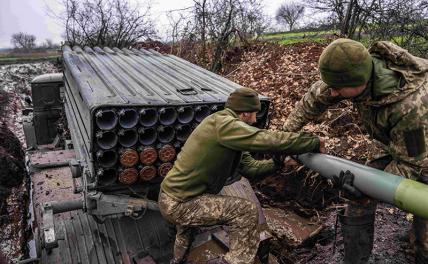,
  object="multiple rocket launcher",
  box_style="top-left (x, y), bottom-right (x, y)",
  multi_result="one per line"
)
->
top-left (62, 45), bottom-right (270, 193)
top-left (94, 104), bottom-right (224, 186)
